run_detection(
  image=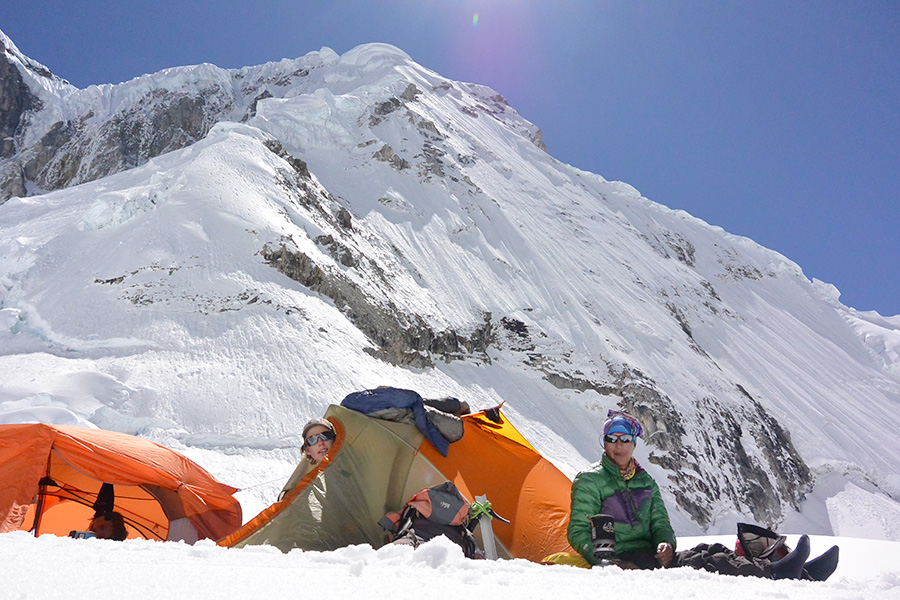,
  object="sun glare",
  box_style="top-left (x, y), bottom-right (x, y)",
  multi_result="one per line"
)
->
top-left (473, 13), bottom-right (479, 26)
